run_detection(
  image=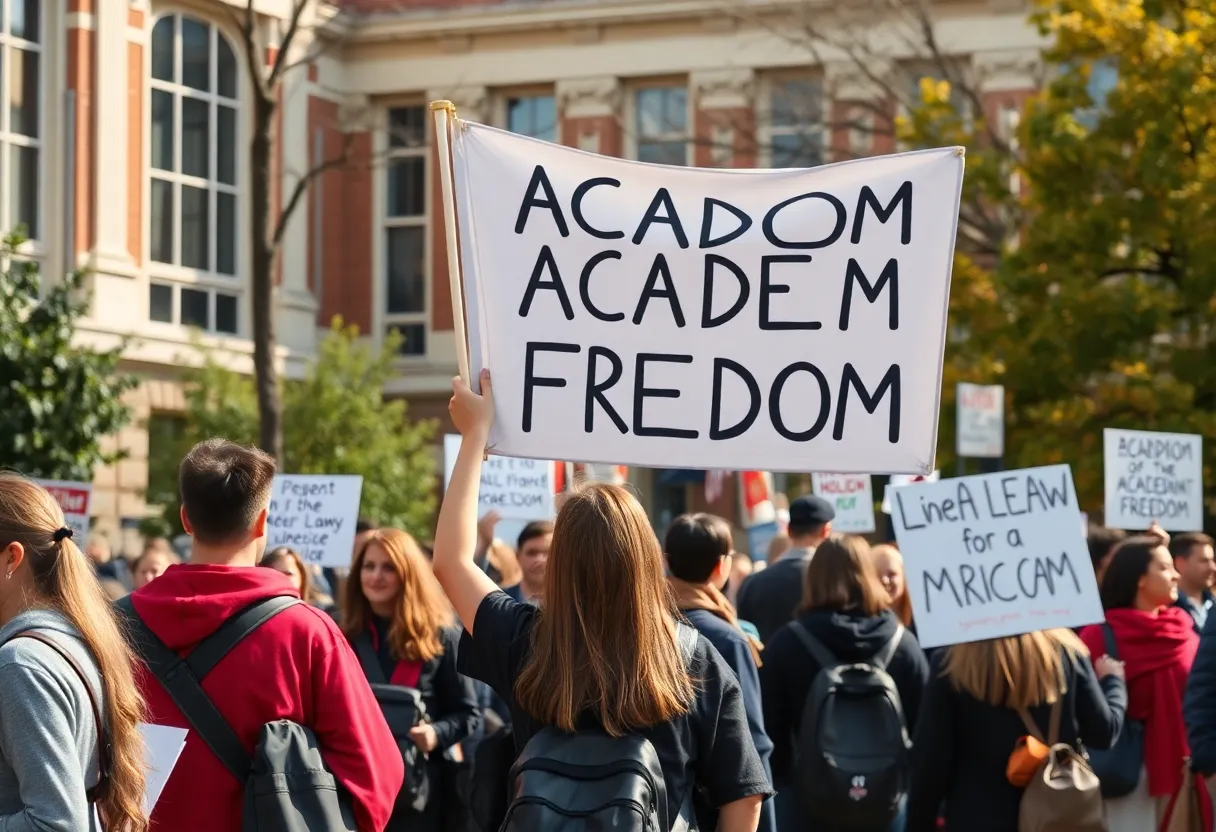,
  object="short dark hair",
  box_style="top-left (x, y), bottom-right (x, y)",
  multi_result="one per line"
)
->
top-left (1100, 536), bottom-right (1162, 610)
top-left (355, 517), bottom-right (378, 534)
top-left (518, 520), bottom-right (554, 552)
top-left (179, 439), bottom-right (276, 545)
top-left (664, 513), bottom-right (733, 584)
top-left (1087, 526), bottom-right (1127, 571)
top-left (1170, 532), bottom-right (1215, 560)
